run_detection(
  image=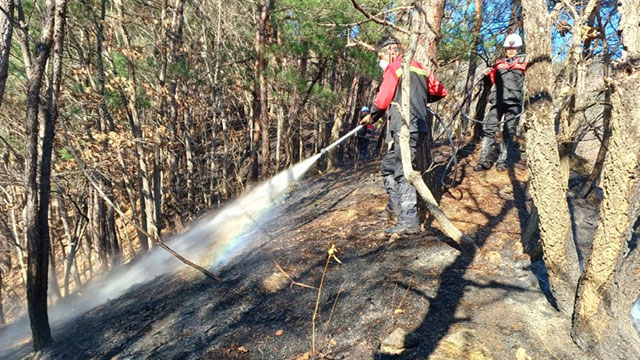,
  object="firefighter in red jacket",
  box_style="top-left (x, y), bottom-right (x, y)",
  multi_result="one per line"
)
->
top-left (474, 33), bottom-right (527, 172)
top-left (361, 35), bottom-right (447, 235)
